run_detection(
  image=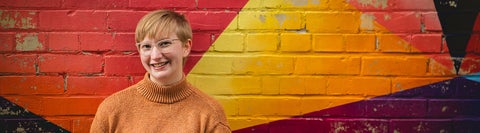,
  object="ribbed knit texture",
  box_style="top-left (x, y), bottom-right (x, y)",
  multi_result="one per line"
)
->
top-left (90, 73), bottom-right (231, 133)
top-left (136, 74), bottom-right (193, 103)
